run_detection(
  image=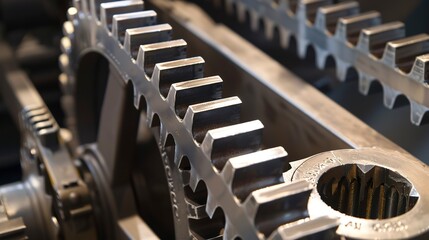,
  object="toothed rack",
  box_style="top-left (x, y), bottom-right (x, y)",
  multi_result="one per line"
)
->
top-left (223, 0), bottom-right (429, 125)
